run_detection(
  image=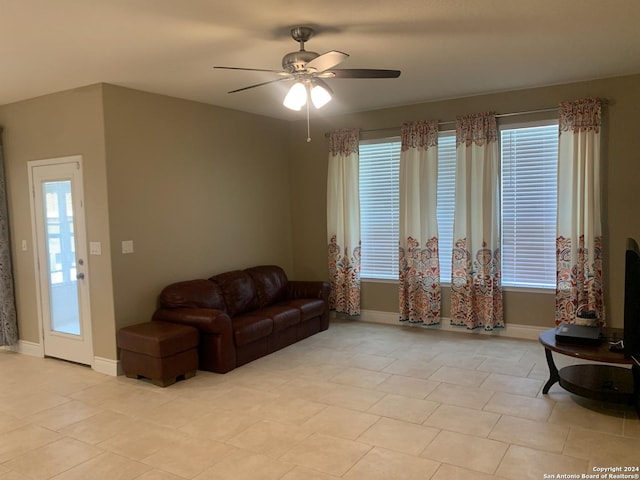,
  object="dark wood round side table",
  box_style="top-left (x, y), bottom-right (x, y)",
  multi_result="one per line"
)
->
top-left (539, 327), bottom-right (640, 417)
